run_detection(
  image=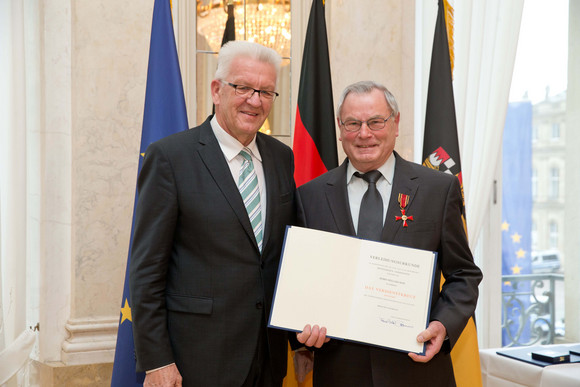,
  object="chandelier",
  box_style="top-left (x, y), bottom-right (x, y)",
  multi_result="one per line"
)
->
top-left (197, 0), bottom-right (291, 58)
